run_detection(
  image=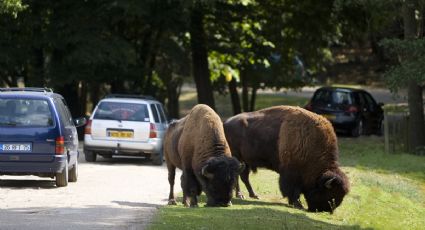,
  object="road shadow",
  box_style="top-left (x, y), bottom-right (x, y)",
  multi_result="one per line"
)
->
top-left (0, 205), bottom-right (154, 230)
top-left (112, 201), bottom-right (161, 208)
top-left (79, 154), bottom-right (162, 167)
top-left (0, 178), bottom-right (57, 189)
